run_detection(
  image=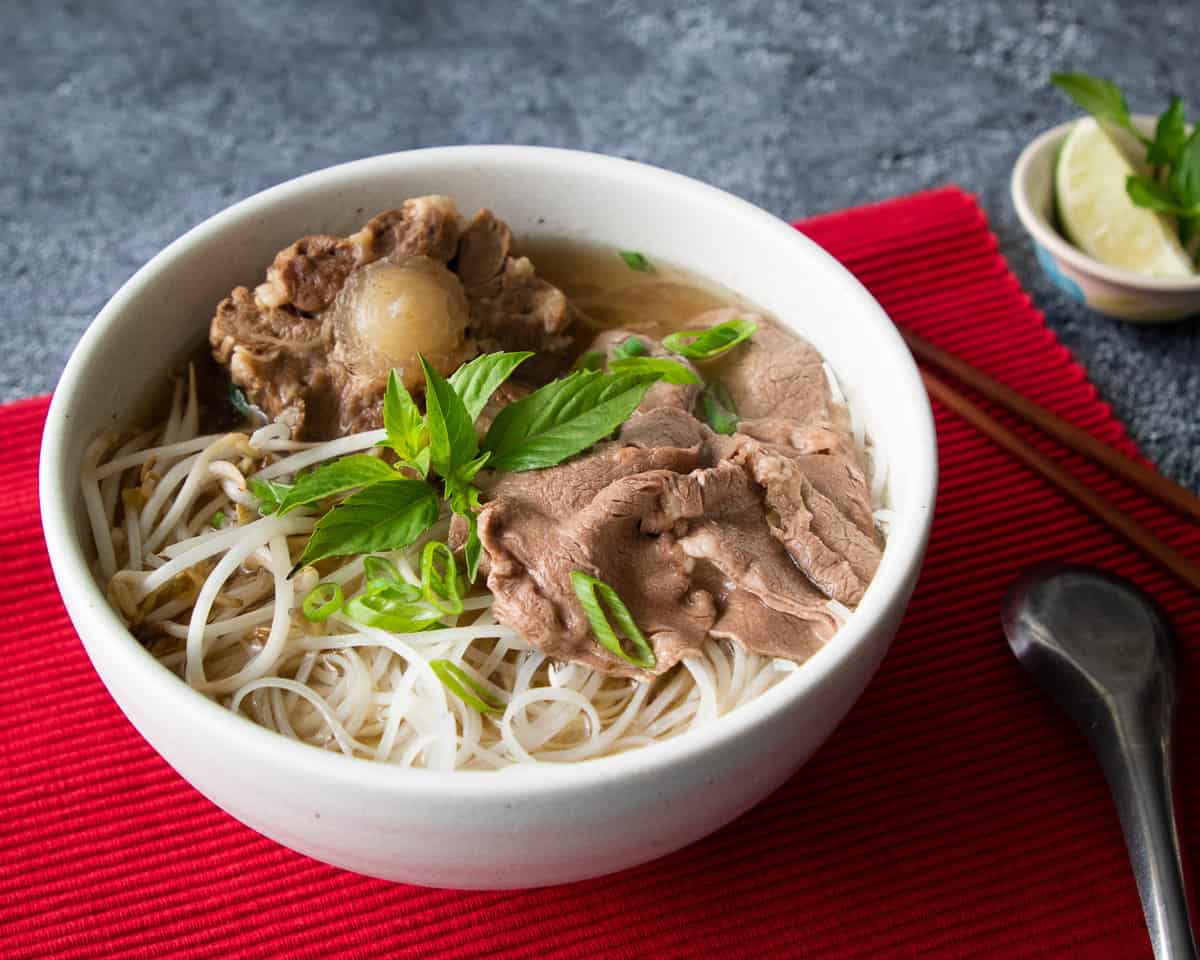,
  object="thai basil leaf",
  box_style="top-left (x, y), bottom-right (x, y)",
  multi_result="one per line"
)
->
top-left (1147, 96), bottom-right (1187, 167)
top-left (420, 355), bottom-right (478, 481)
top-left (274, 454), bottom-right (395, 515)
top-left (248, 477), bottom-right (293, 515)
top-left (1051, 72), bottom-right (1146, 143)
top-left (447, 351), bottom-right (533, 423)
top-left (294, 477), bottom-right (439, 569)
top-left (1168, 127), bottom-right (1200, 209)
top-left (482, 370), bottom-right (659, 472)
top-left (379, 369), bottom-right (428, 472)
